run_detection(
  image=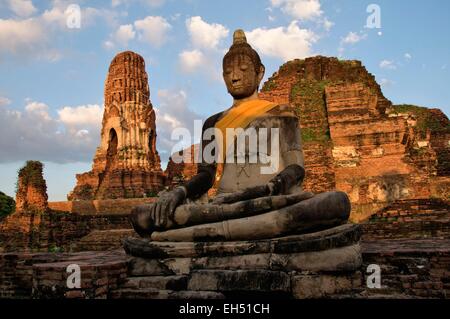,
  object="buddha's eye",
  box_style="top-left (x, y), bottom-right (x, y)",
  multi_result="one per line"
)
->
top-left (240, 64), bottom-right (248, 71)
top-left (224, 67), bottom-right (232, 74)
